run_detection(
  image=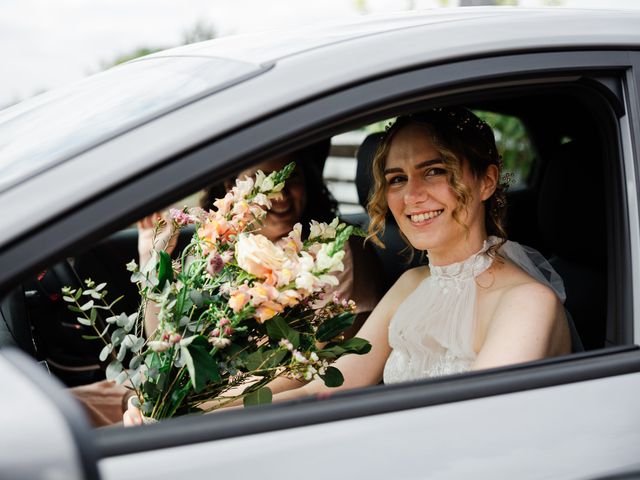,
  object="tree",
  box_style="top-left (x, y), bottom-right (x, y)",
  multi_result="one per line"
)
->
top-left (103, 19), bottom-right (217, 69)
